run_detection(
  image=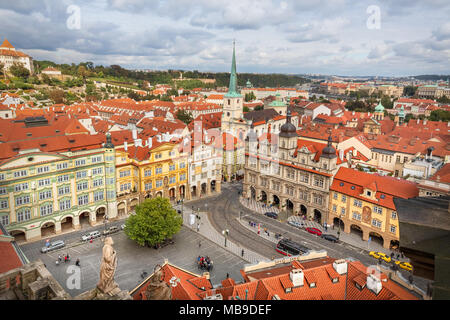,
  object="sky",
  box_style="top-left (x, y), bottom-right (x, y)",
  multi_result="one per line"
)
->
top-left (0, 0), bottom-right (449, 76)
